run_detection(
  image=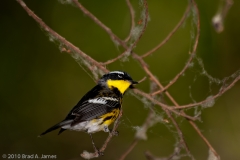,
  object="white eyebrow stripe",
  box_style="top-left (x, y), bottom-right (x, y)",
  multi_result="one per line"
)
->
top-left (109, 71), bottom-right (124, 75)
